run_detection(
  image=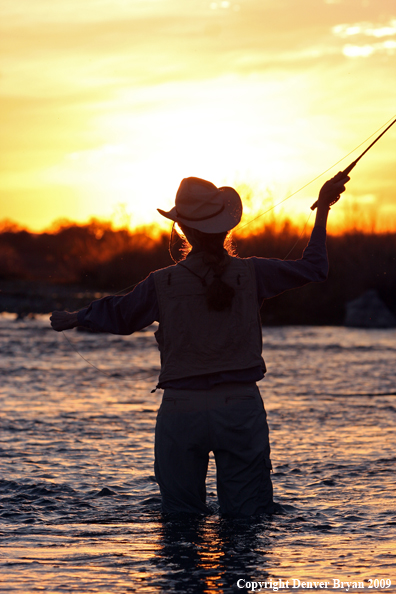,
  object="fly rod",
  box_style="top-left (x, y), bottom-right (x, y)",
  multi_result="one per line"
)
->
top-left (311, 116), bottom-right (396, 210)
